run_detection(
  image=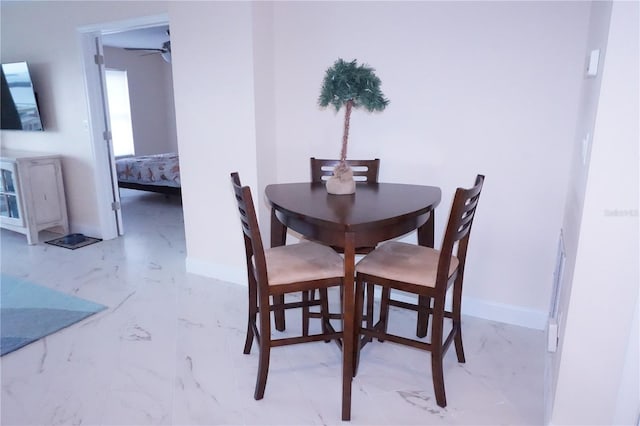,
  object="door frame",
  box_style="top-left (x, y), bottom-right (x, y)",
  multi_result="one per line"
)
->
top-left (77, 13), bottom-right (170, 240)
